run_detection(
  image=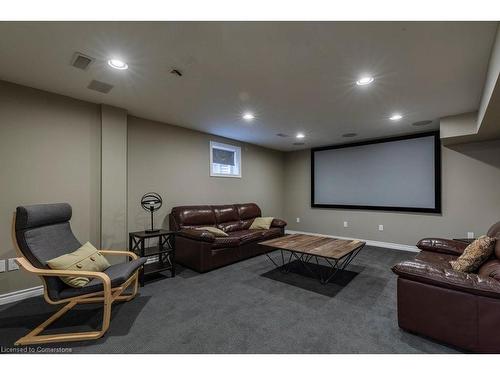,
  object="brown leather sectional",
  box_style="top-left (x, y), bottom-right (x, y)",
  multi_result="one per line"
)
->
top-left (392, 221), bottom-right (500, 353)
top-left (169, 203), bottom-right (286, 272)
